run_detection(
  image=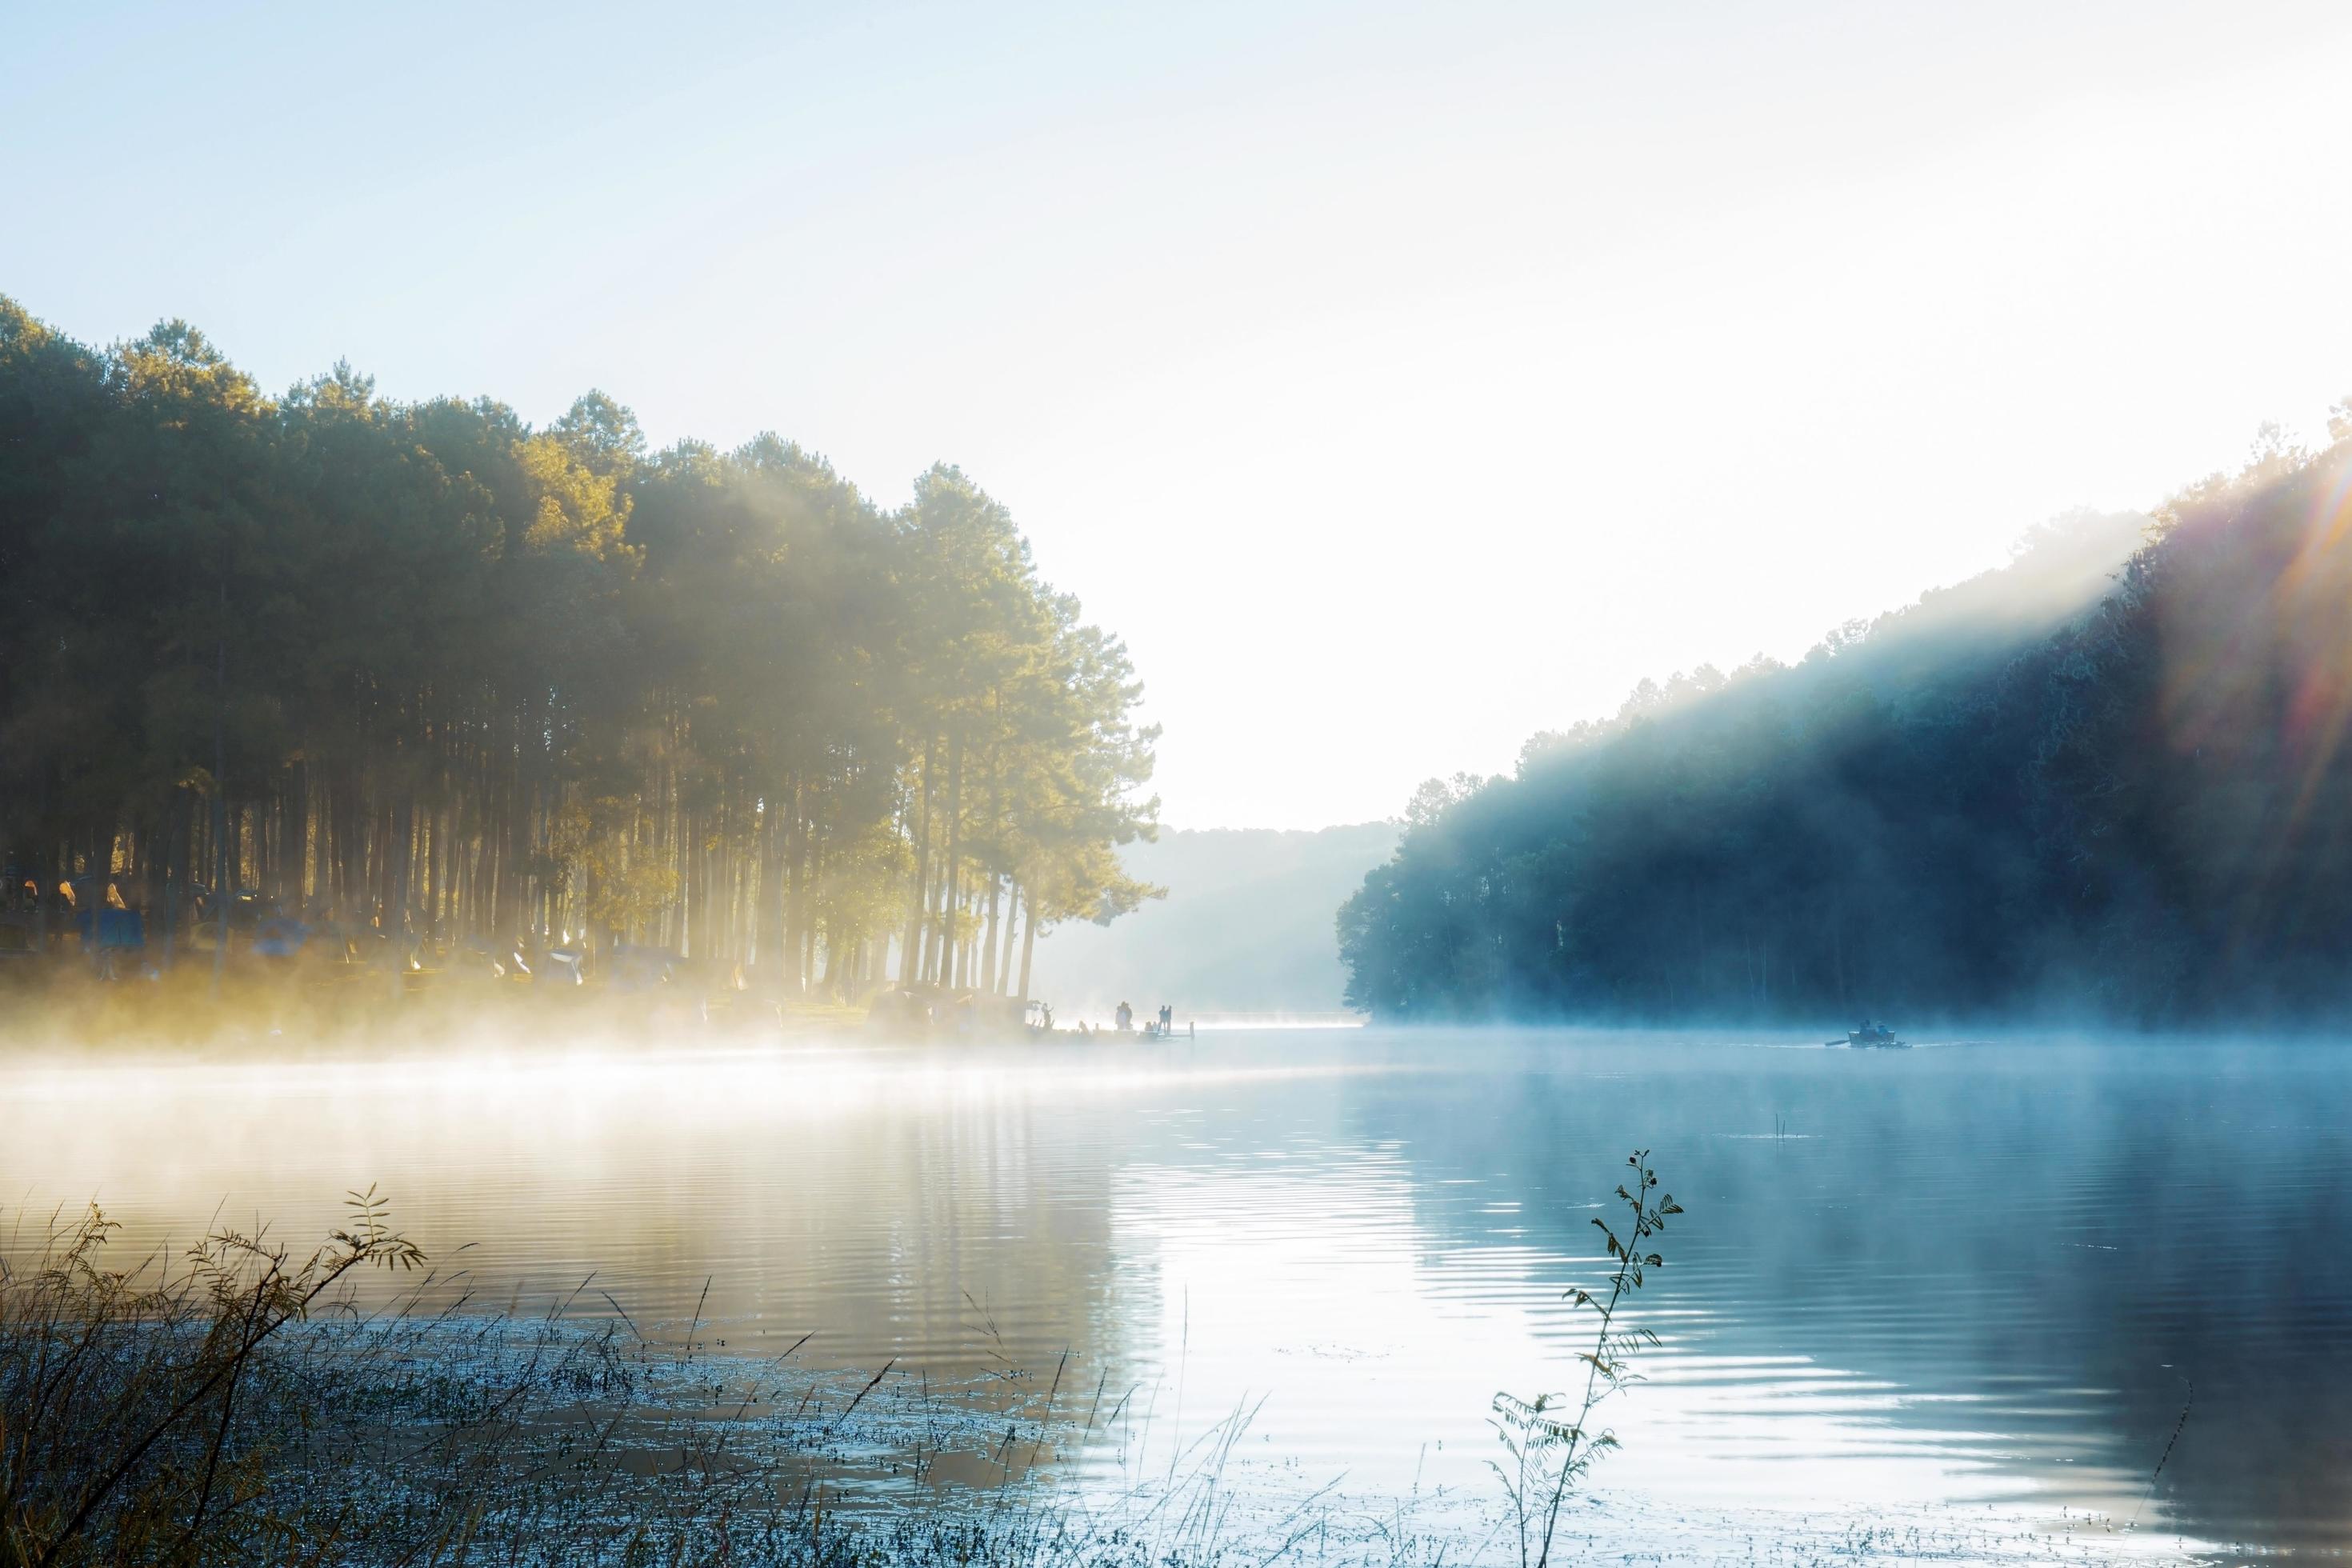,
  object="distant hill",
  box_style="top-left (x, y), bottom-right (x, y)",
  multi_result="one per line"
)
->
top-left (1342, 436), bottom-right (2352, 1025)
top-left (1026, 823), bottom-right (1398, 1021)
